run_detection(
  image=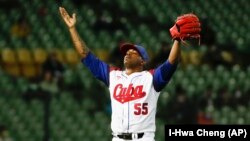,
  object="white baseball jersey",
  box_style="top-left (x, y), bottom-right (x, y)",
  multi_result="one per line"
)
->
top-left (109, 70), bottom-right (159, 133)
top-left (82, 52), bottom-right (177, 134)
